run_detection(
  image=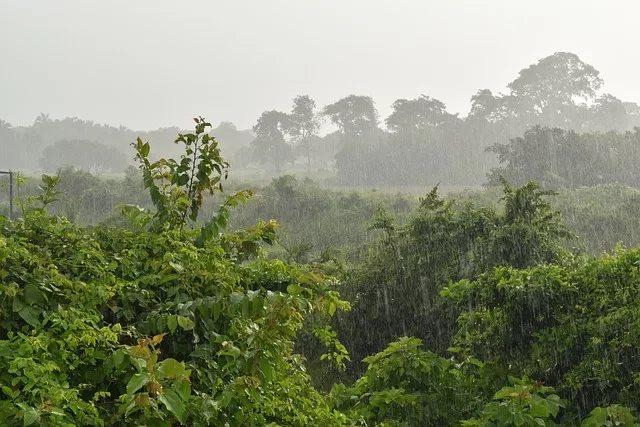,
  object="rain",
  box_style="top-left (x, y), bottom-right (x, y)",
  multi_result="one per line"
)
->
top-left (2, 1), bottom-right (640, 425)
